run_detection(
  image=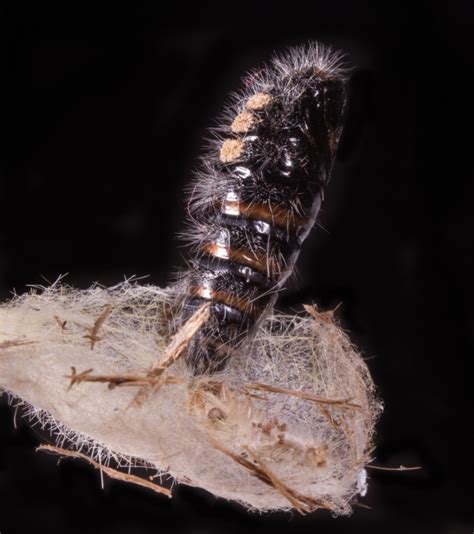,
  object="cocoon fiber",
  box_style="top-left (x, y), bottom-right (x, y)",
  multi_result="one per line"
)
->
top-left (0, 281), bottom-right (381, 514)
